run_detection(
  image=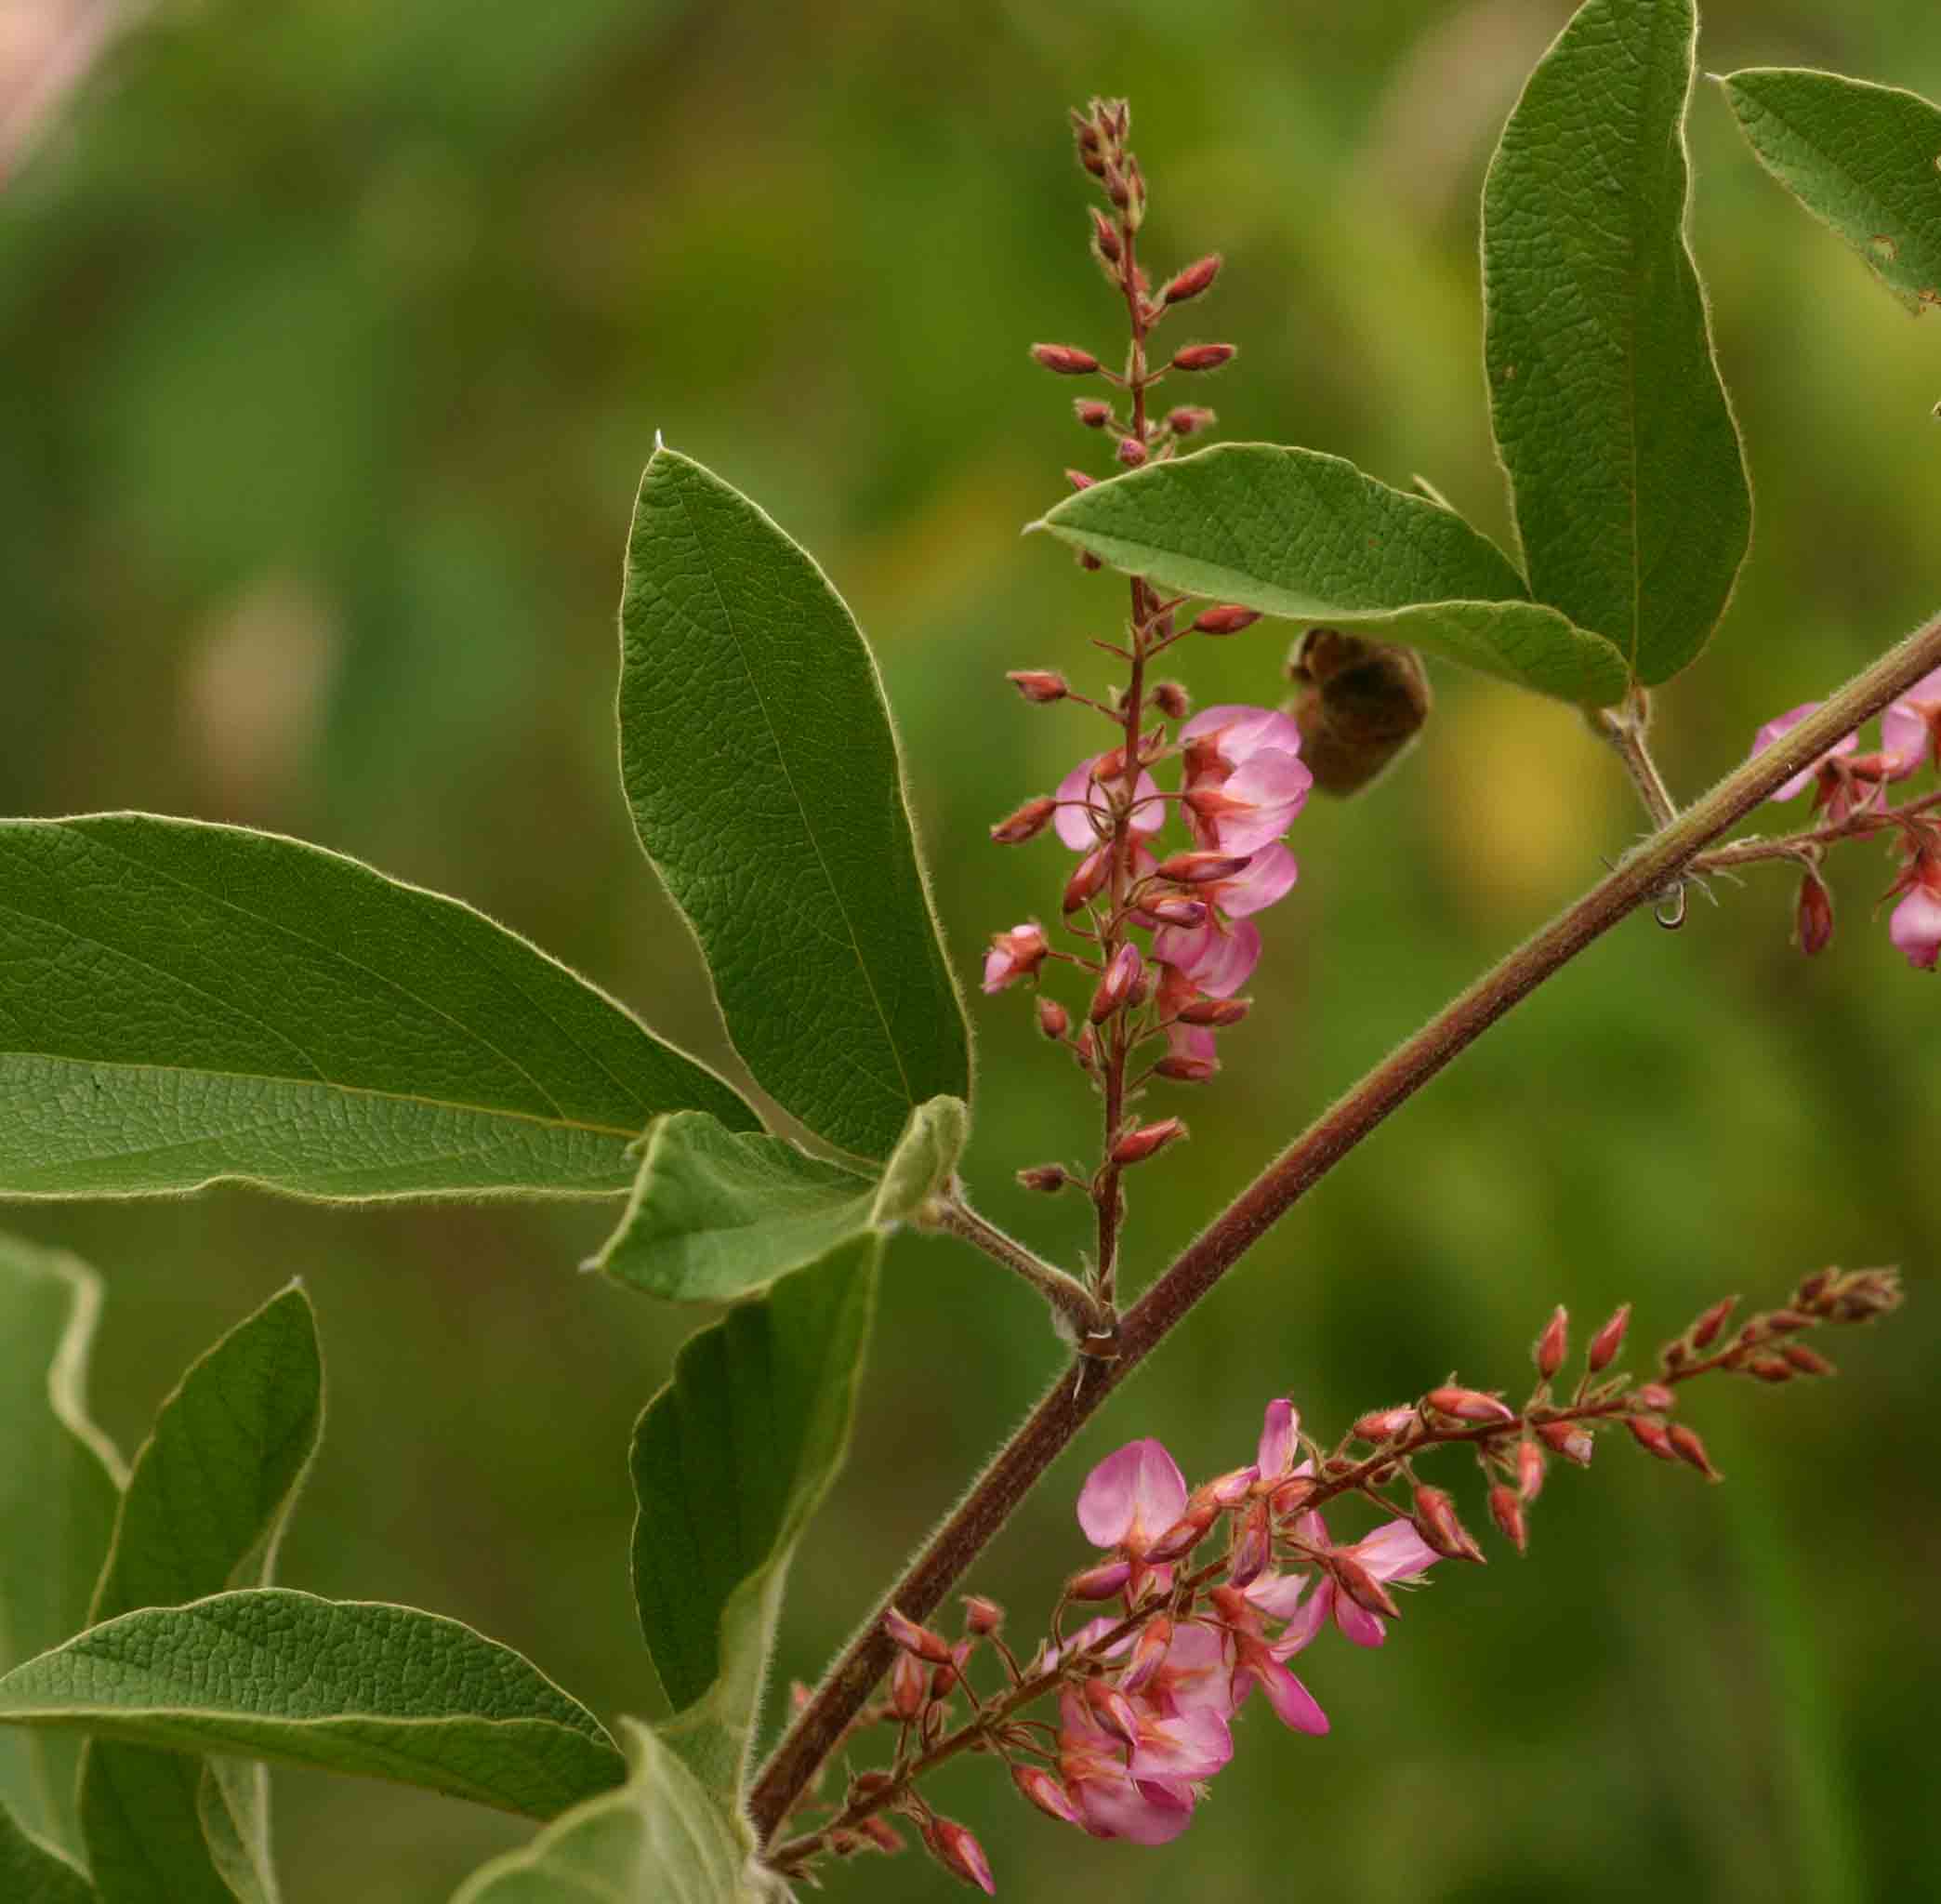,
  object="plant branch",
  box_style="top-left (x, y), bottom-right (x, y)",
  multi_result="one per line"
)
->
top-left (924, 1189), bottom-right (1117, 1348)
top-left (745, 615), bottom-right (1941, 1846)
